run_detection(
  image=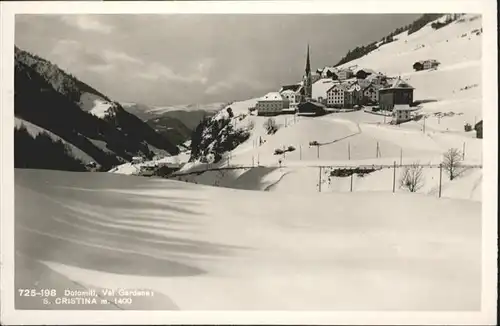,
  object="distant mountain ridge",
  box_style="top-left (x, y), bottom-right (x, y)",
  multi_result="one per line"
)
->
top-left (121, 102), bottom-right (219, 146)
top-left (121, 102), bottom-right (220, 127)
top-left (14, 46), bottom-right (179, 171)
